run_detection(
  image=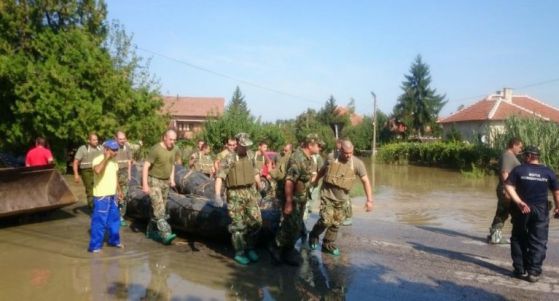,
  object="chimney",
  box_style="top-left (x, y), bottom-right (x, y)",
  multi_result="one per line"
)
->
top-left (503, 88), bottom-right (513, 102)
